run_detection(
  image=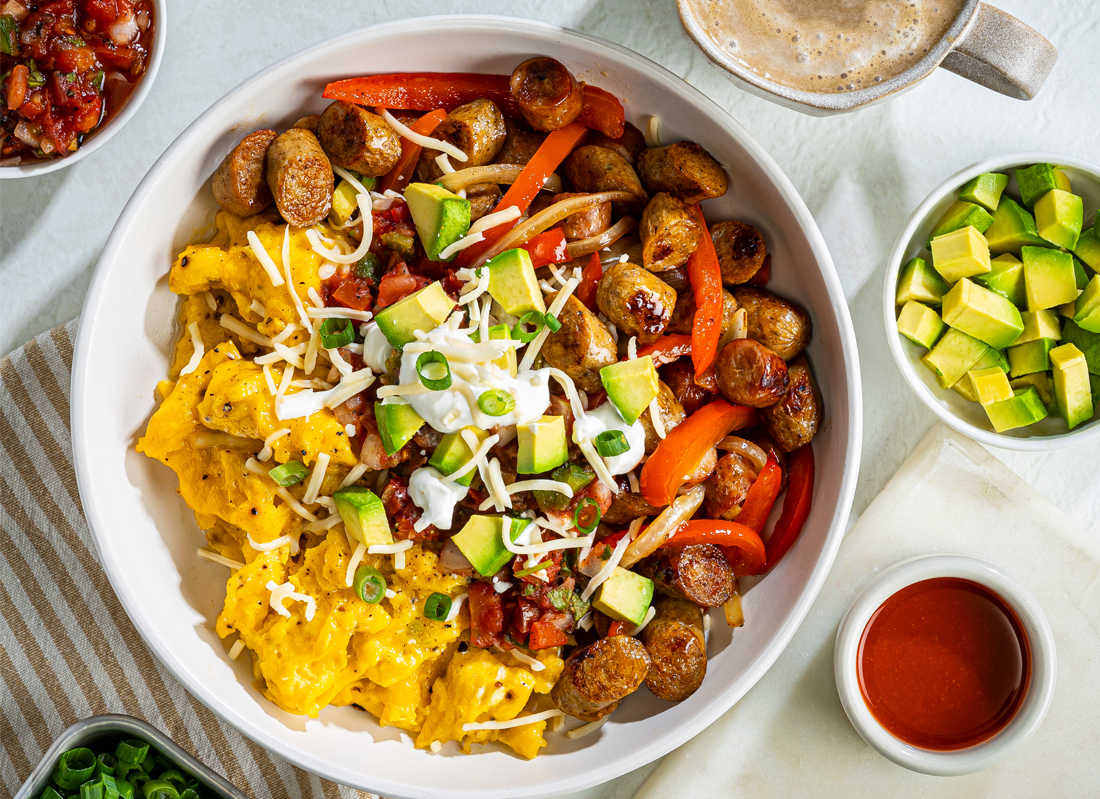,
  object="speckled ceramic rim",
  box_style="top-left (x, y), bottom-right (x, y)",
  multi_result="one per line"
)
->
top-left (834, 555), bottom-right (1056, 777)
top-left (883, 151), bottom-right (1100, 451)
top-left (676, 0), bottom-right (980, 114)
top-left (0, 0), bottom-right (167, 180)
